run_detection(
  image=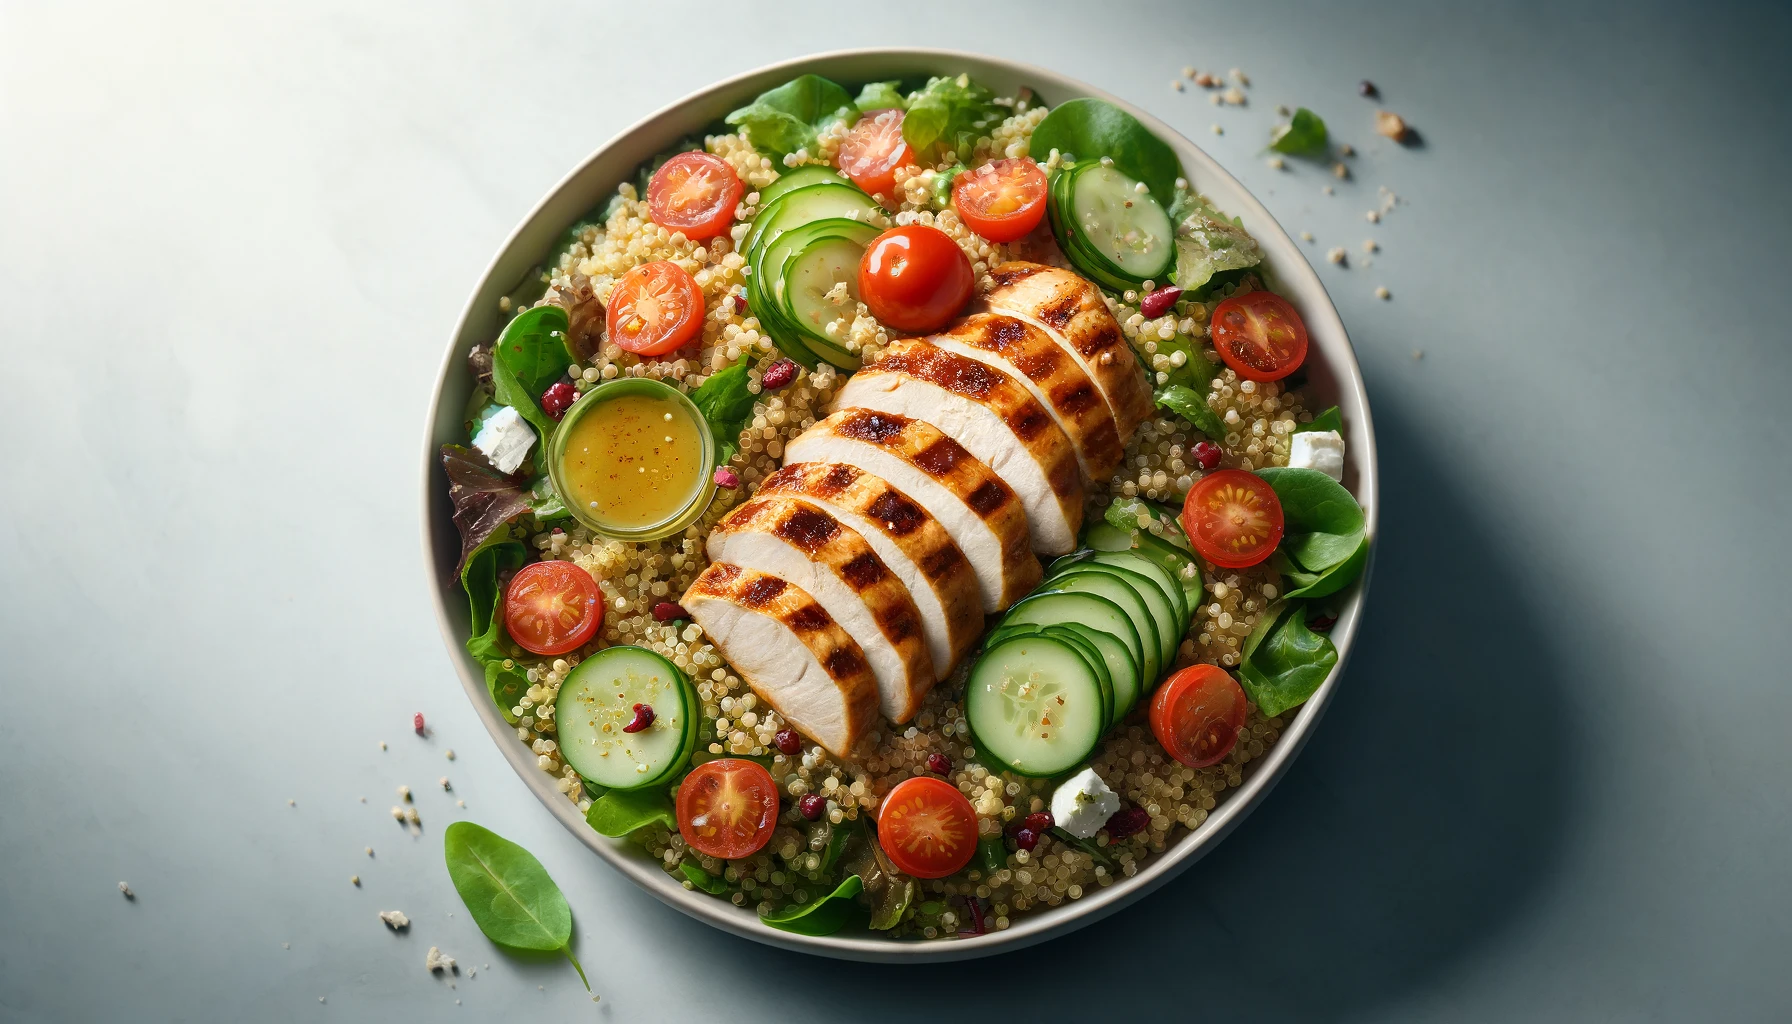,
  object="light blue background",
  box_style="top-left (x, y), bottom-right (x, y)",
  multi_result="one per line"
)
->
top-left (3, 1), bottom-right (1788, 1020)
